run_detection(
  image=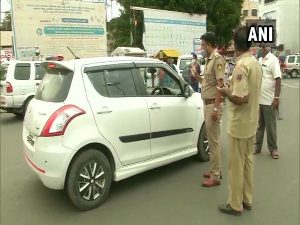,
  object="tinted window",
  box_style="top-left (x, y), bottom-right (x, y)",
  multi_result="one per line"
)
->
top-left (137, 66), bottom-right (182, 96)
top-left (14, 63), bottom-right (30, 80)
top-left (296, 56), bottom-right (300, 63)
top-left (87, 71), bottom-right (109, 97)
top-left (288, 56), bottom-right (295, 63)
top-left (35, 68), bottom-right (73, 102)
top-left (35, 64), bottom-right (46, 80)
top-left (87, 68), bottom-right (137, 97)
